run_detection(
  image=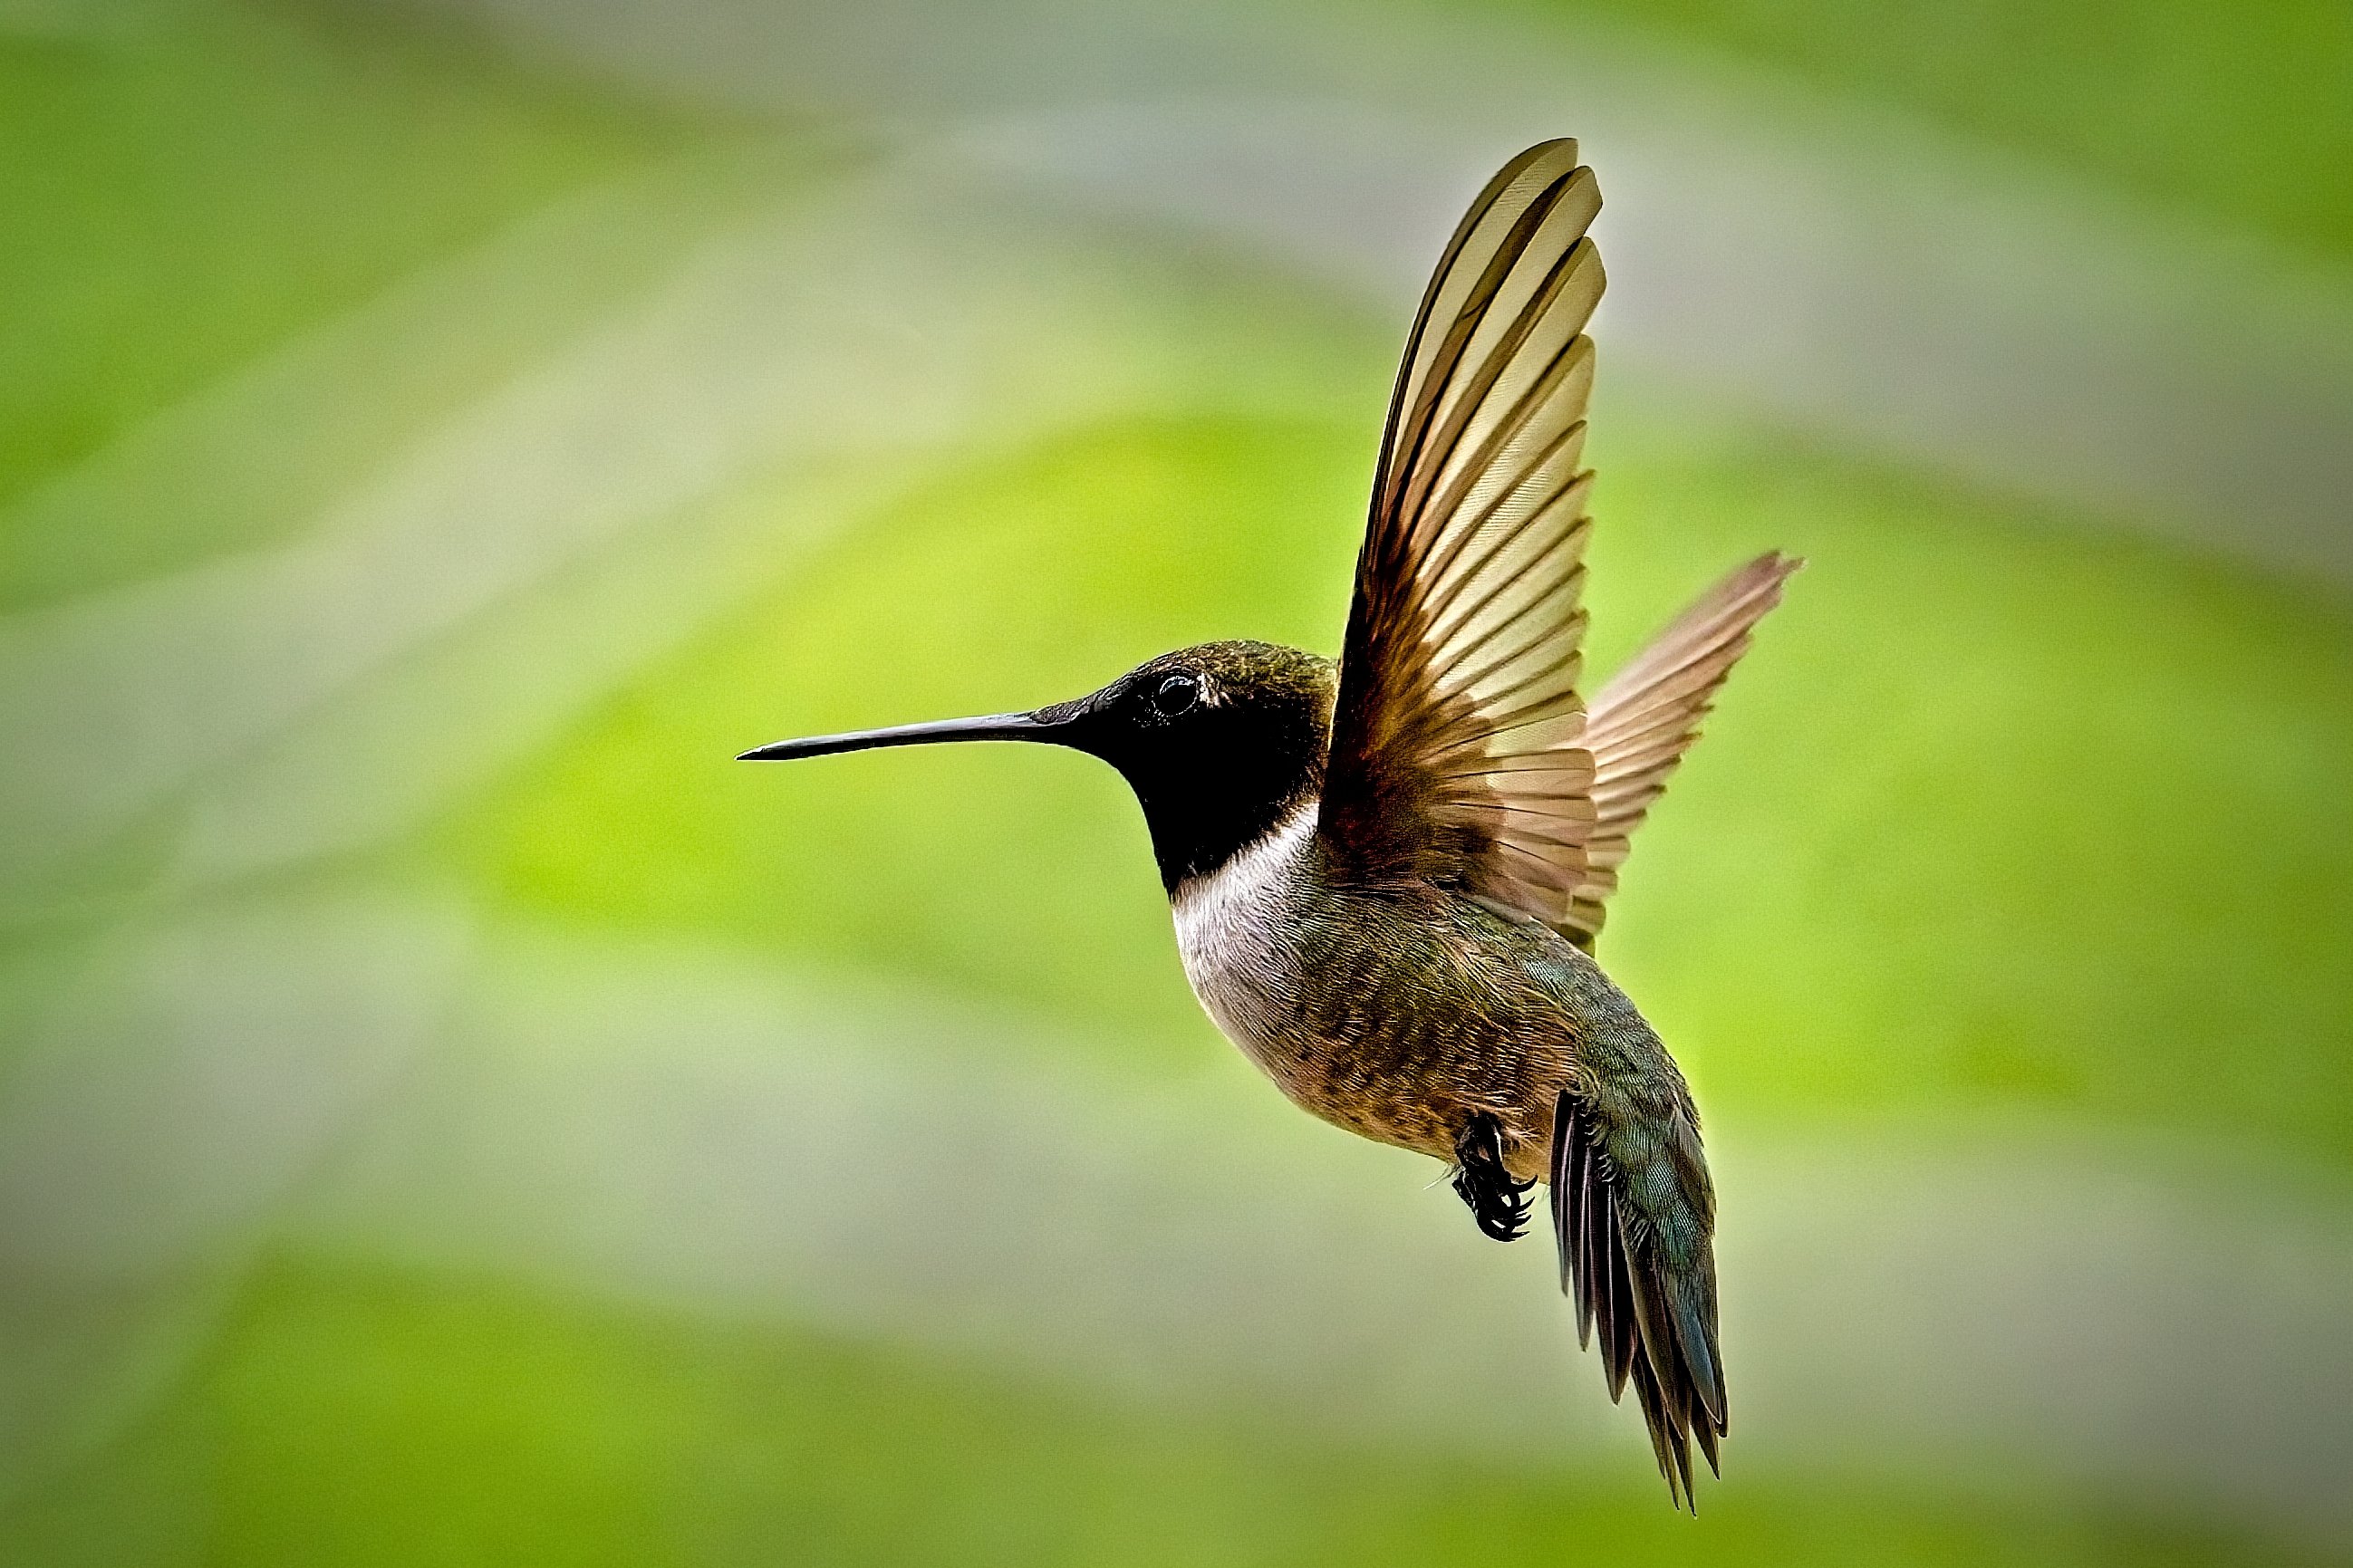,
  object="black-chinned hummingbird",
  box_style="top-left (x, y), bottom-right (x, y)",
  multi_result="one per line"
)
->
top-left (741, 141), bottom-right (1797, 1508)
